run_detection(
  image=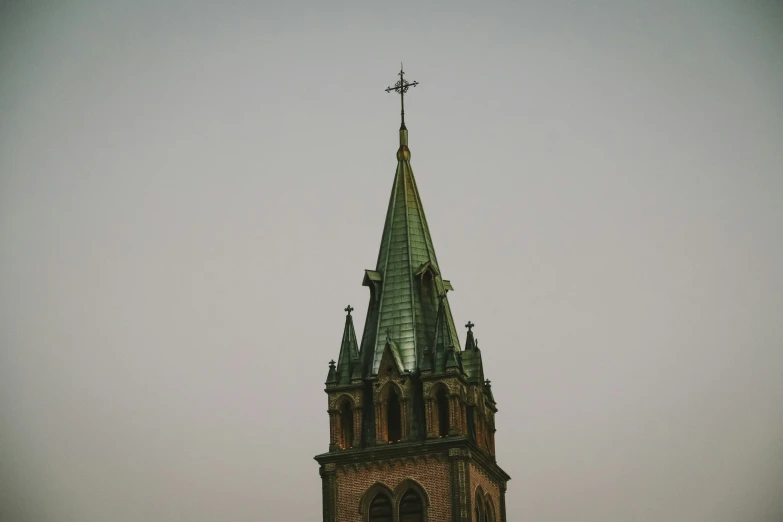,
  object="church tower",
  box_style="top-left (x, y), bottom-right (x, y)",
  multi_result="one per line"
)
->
top-left (315, 67), bottom-right (510, 522)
